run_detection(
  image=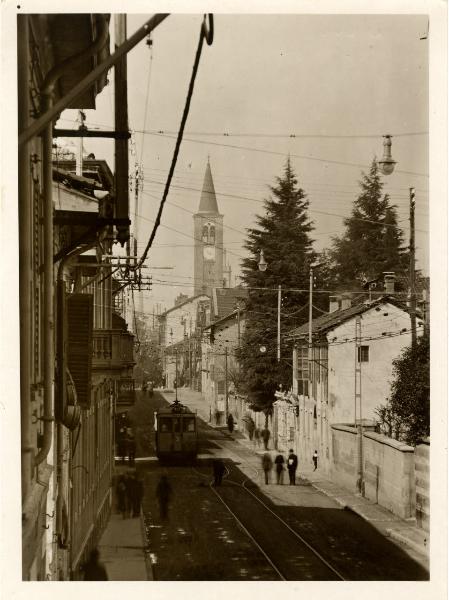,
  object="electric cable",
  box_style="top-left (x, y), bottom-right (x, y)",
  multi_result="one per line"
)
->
top-left (134, 14), bottom-right (214, 272)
